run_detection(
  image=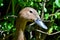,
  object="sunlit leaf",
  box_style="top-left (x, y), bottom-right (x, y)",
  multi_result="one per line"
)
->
top-left (48, 26), bottom-right (53, 34)
top-left (55, 14), bottom-right (57, 18)
top-left (1, 3), bottom-right (3, 6)
top-left (45, 13), bottom-right (49, 20)
top-left (55, 12), bottom-right (60, 19)
top-left (34, 0), bottom-right (42, 2)
top-left (55, 0), bottom-right (60, 7)
top-left (44, 7), bottom-right (47, 12)
top-left (30, 1), bottom-right (33, 6)
top-left (0, 0), bottom-right (3, 7)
